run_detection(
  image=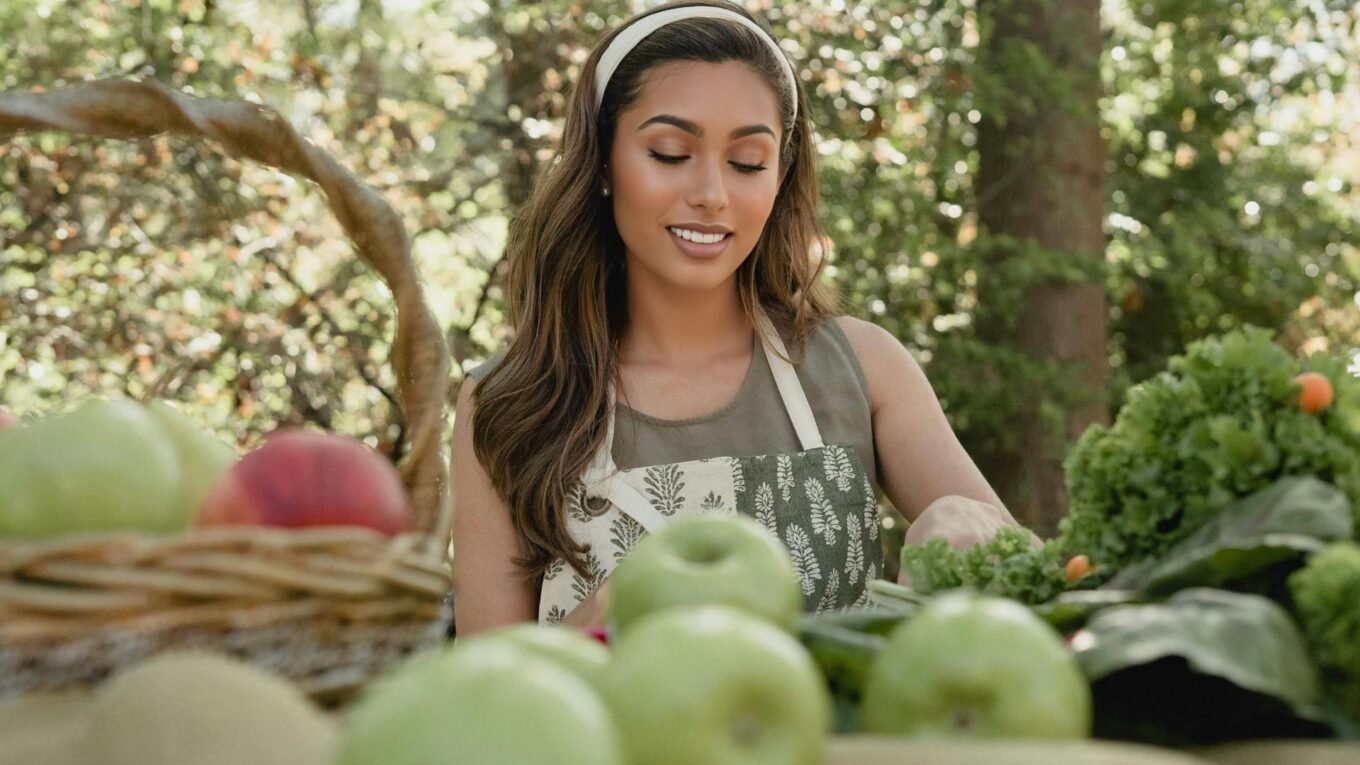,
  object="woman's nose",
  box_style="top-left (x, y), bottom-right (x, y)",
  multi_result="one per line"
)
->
top-left (685, 158), bottom-right (729, 211)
